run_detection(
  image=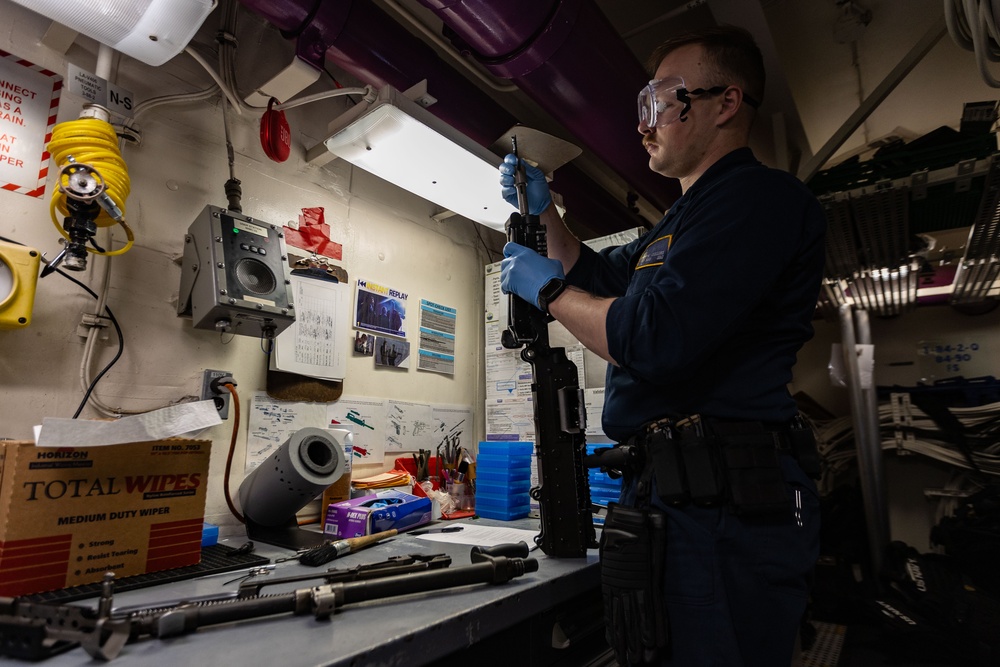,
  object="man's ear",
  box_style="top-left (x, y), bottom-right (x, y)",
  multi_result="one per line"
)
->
top-left (716, 86), bottom-right (744, 126)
